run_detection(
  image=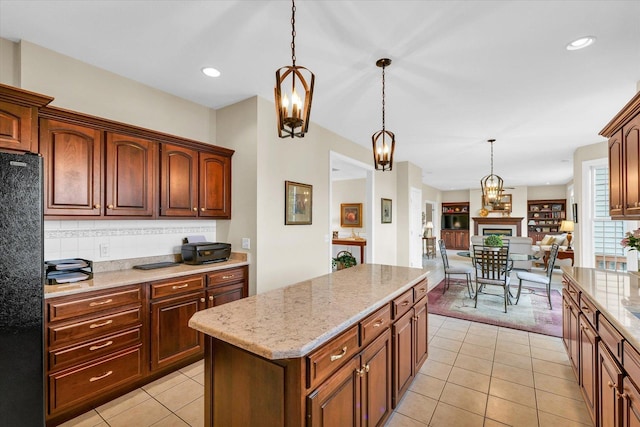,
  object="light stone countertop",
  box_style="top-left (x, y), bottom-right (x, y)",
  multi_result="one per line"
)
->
top-left (188, 264), bottom-right (429, 360)
top-left (44, 253), bottom-right (249, 298)
top-left (562, 266), bottom-right (640, 349)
